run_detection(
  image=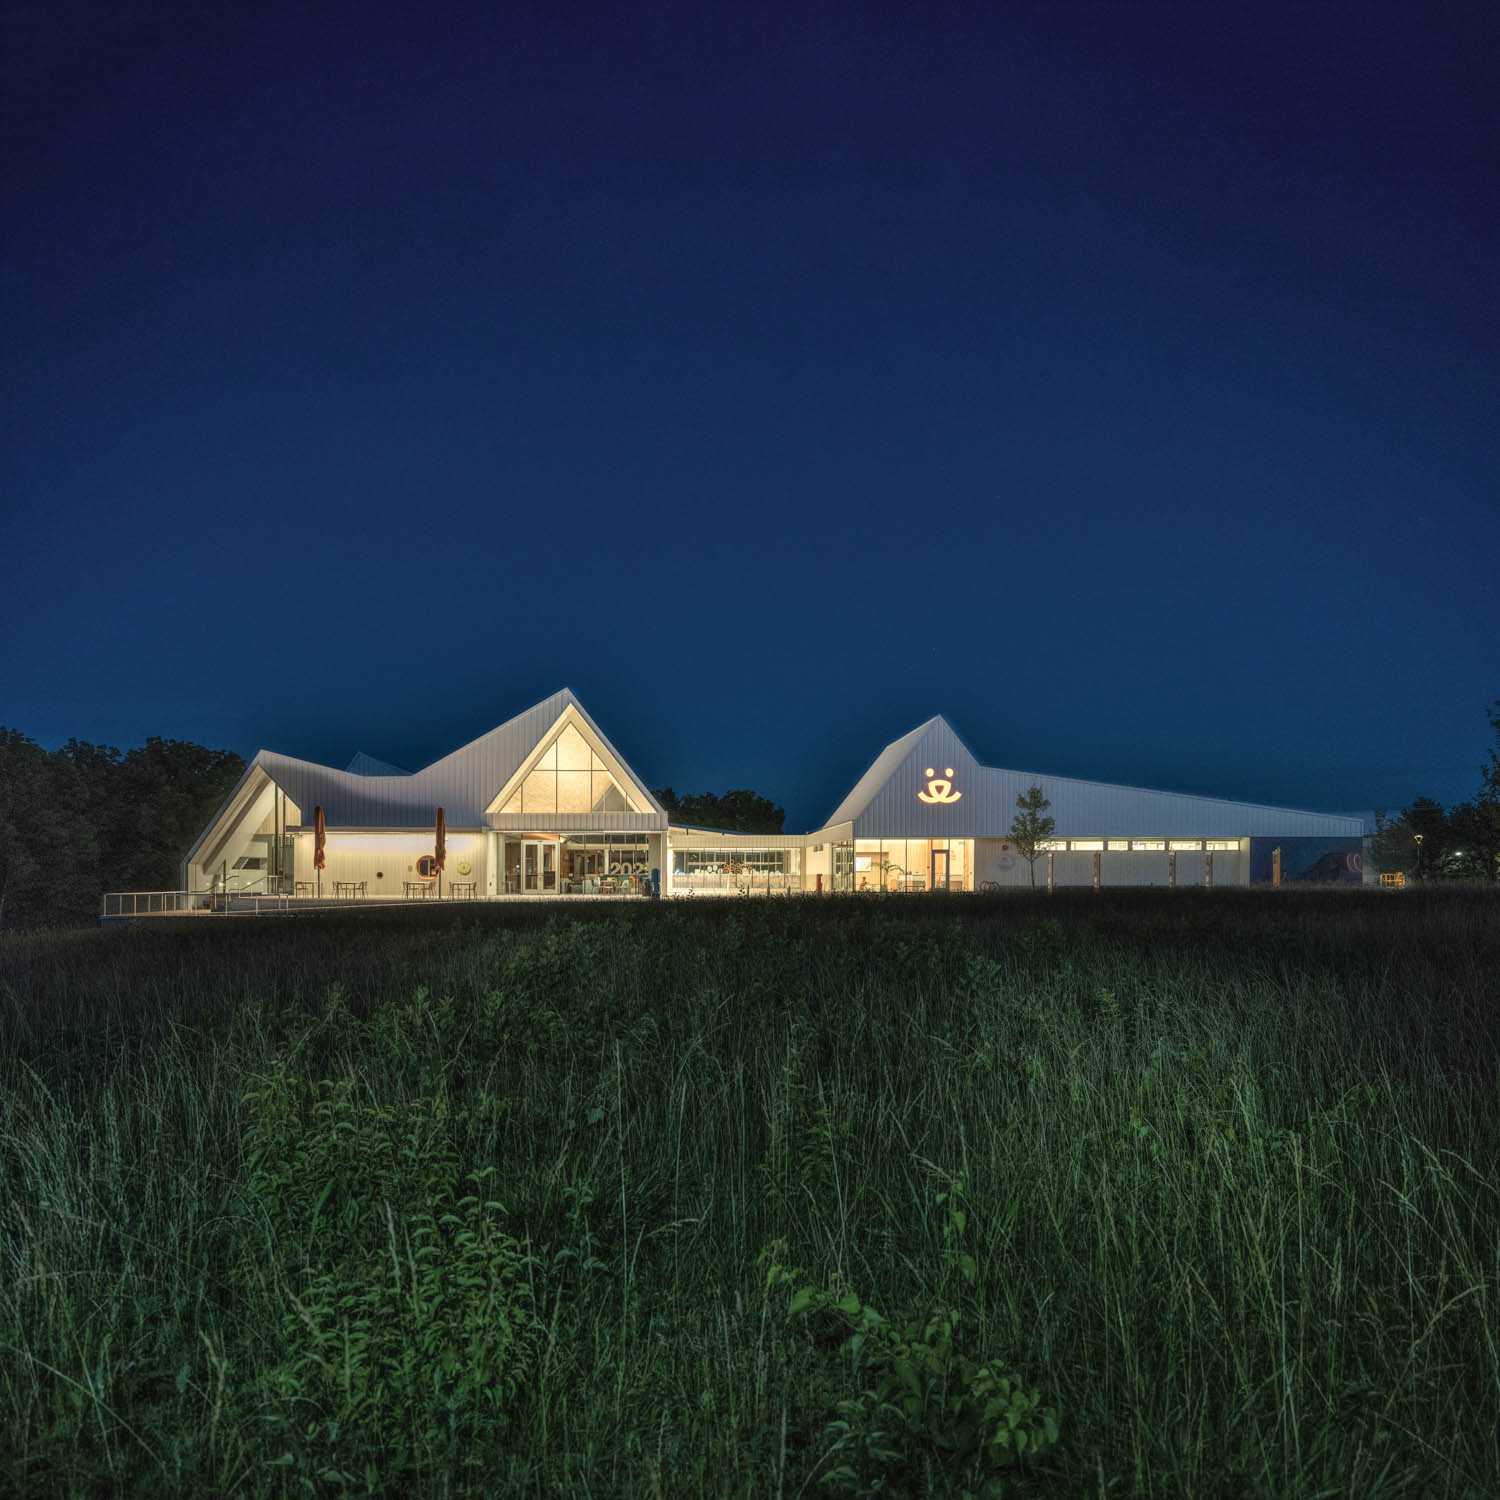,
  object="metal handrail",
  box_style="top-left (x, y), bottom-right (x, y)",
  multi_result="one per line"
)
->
top-left (100, 888), bottom-right (473, 920)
